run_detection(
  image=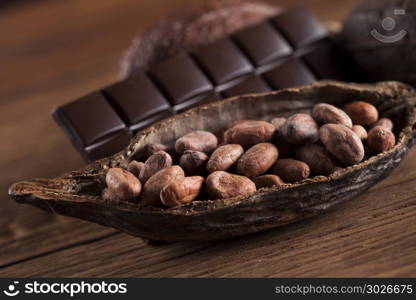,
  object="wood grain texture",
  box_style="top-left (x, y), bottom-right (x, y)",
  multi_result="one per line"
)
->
top-left (4, 0), bottom-right (414, 278)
